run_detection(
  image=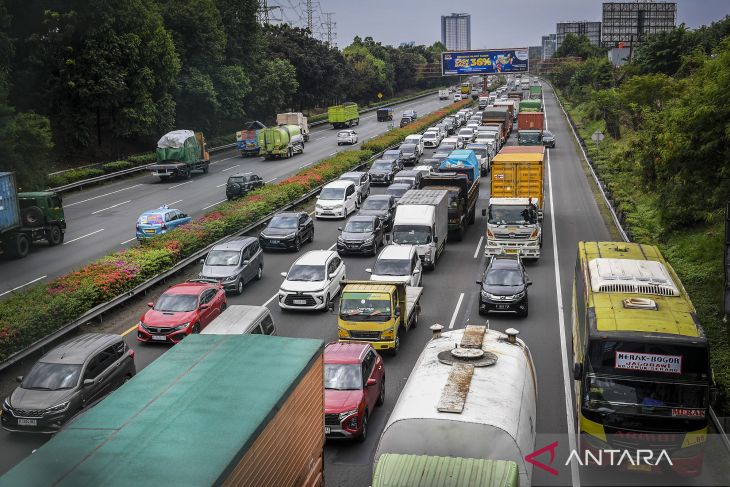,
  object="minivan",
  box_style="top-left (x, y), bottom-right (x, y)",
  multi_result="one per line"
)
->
top-left (200, 305), bottom-right (276, 335)
top-left (316, 180), bottom-right (358, 219)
